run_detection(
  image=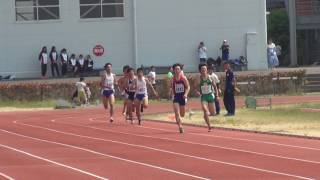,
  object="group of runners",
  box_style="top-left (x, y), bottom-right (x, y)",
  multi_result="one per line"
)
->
top-left (96, 62), bottom-right (223, 133)
top-left (100, 63), bottom-right (159, 126)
